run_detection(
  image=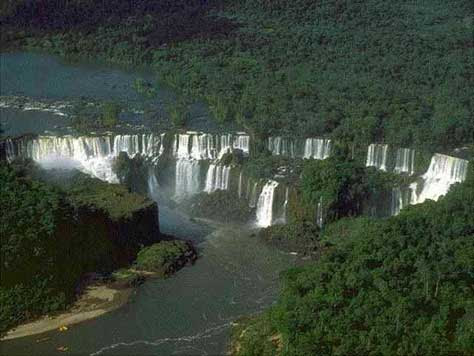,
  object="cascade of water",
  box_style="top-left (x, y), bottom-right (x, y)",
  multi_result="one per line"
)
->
top-left (113, 135), bottom-right (140, 157)
top-left (390, 187), bottom-right (412, 216)
top-left (249, 182), bottom-right (259, 208)
top-left (174, 134), bottom-right (192, 159)
top-left (303, 138), bottom-right (331, 159)
top-left (268, 137), bottom-right (297, 157)
top-left (238, 171), bottom-right (243, 198)
top-left (256, 180), bottom-right (279, 227)
top-left (394, 148), bottom-right (415, 175)
top-left (204, 164), bottom-right (230, 192)
top-left (233, 135), bottom-right (250, 155)
top-left (410, 154), bottom-right (469, 204)
top-left (316, 196), bottom-right (323, 228)
top-left (190, 134), bottom-right (215, 160)
top-left (5, 139), bottom-right (15, 162)
top-left (366, 144), bottom-right (389, 171)
top-left (175, 159), bottom-right (201, 198)
top-left (147, 171), bottom-right (160, 201)
top-left (279, 186), bottom-right (290, 223)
